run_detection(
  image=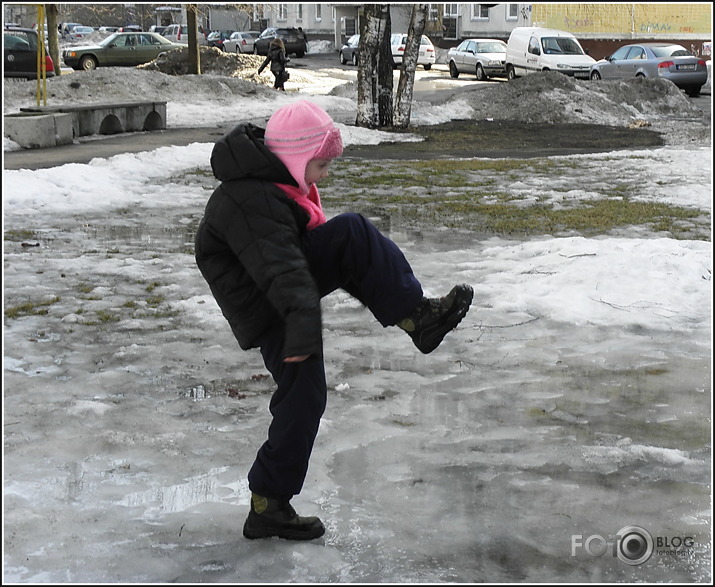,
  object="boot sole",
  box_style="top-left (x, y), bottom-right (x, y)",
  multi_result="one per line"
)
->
top-left (410, 284), bottom-right (473, 354)
top-left (243, 521), bottom-right (325, 541)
